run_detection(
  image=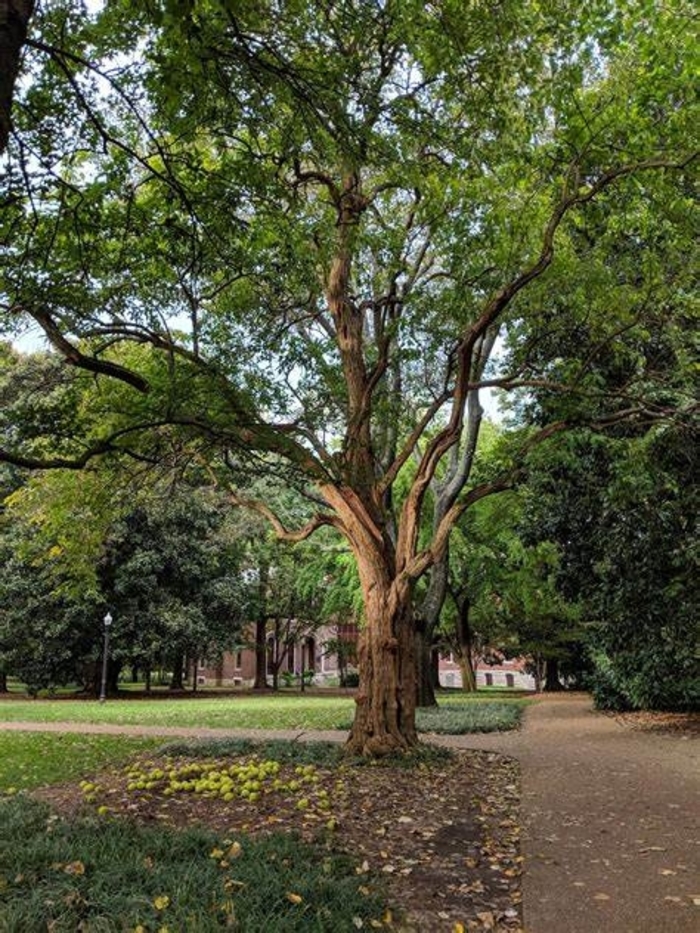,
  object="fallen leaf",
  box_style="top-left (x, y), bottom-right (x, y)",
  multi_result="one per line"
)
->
top-left (286, 893), bottom-right (303, 905)
top-left (153, 895), bottom-right (170, 911)
top-left (593, 893), bottom-right (610, 901)
top-left (63, 861), bottom-right (86, 876)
